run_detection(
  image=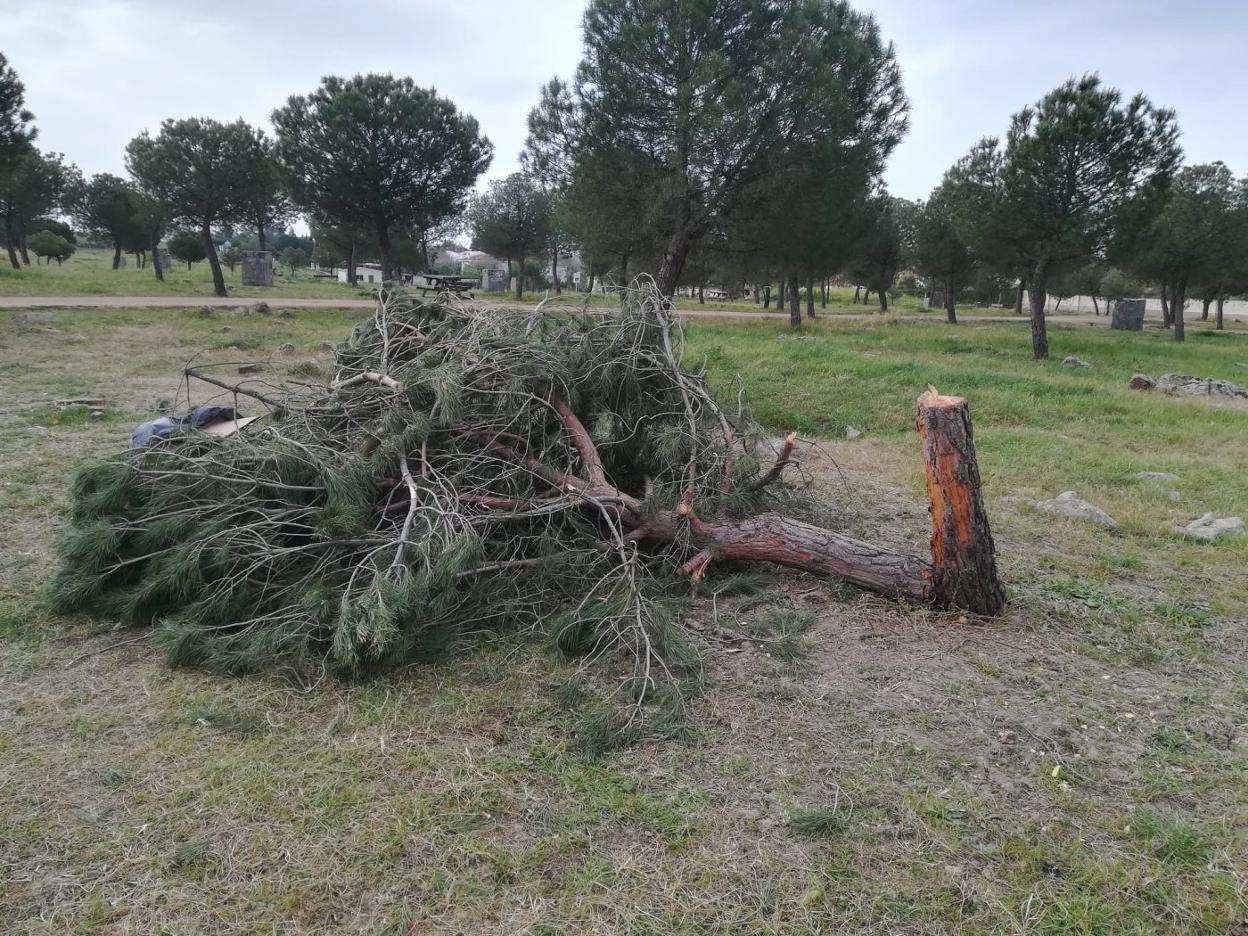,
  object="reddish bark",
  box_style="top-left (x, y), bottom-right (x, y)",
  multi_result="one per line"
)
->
top-left (452, 388), bottom-right (1006, 615)
top-left (916, 389), bottom-right (1005, 615)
